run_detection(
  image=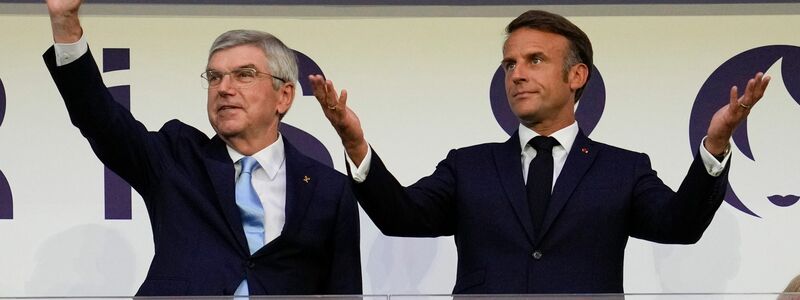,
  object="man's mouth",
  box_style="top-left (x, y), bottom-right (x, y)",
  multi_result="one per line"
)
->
top-left (513, 91), bottom-right (539, 98)
top-left (218, 105), bottom-right (241, 112)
